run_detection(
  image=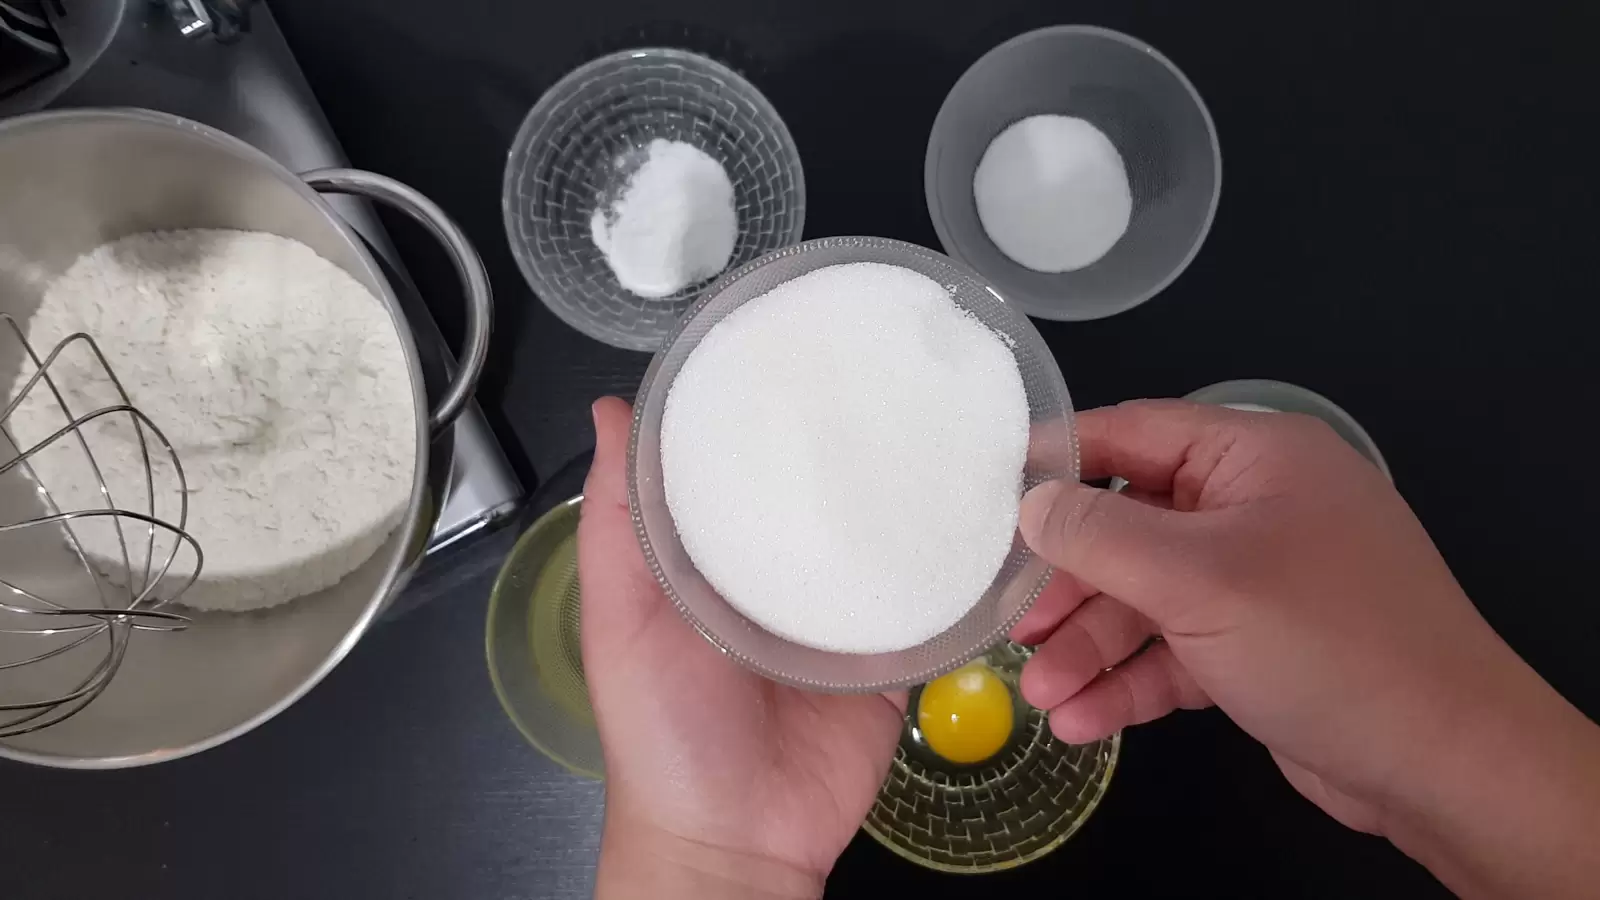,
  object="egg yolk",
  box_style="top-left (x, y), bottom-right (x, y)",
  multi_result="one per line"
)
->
top-left (916, 661), bottom-right (1015, 764)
